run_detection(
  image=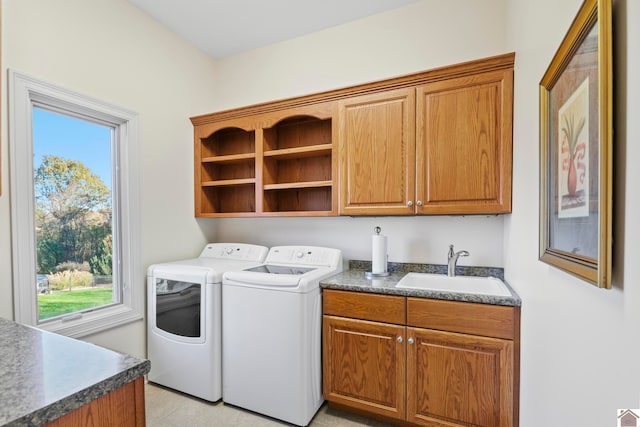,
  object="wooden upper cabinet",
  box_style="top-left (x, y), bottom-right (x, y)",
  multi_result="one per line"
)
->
top-left (191, 53), bottom-right (514, 217)
top-left (337, 56), bottom-right (514, 216)
top-left (416, 69), bottom-right (513, 214)
top-left (338, 89), bottom-right (416, 215)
